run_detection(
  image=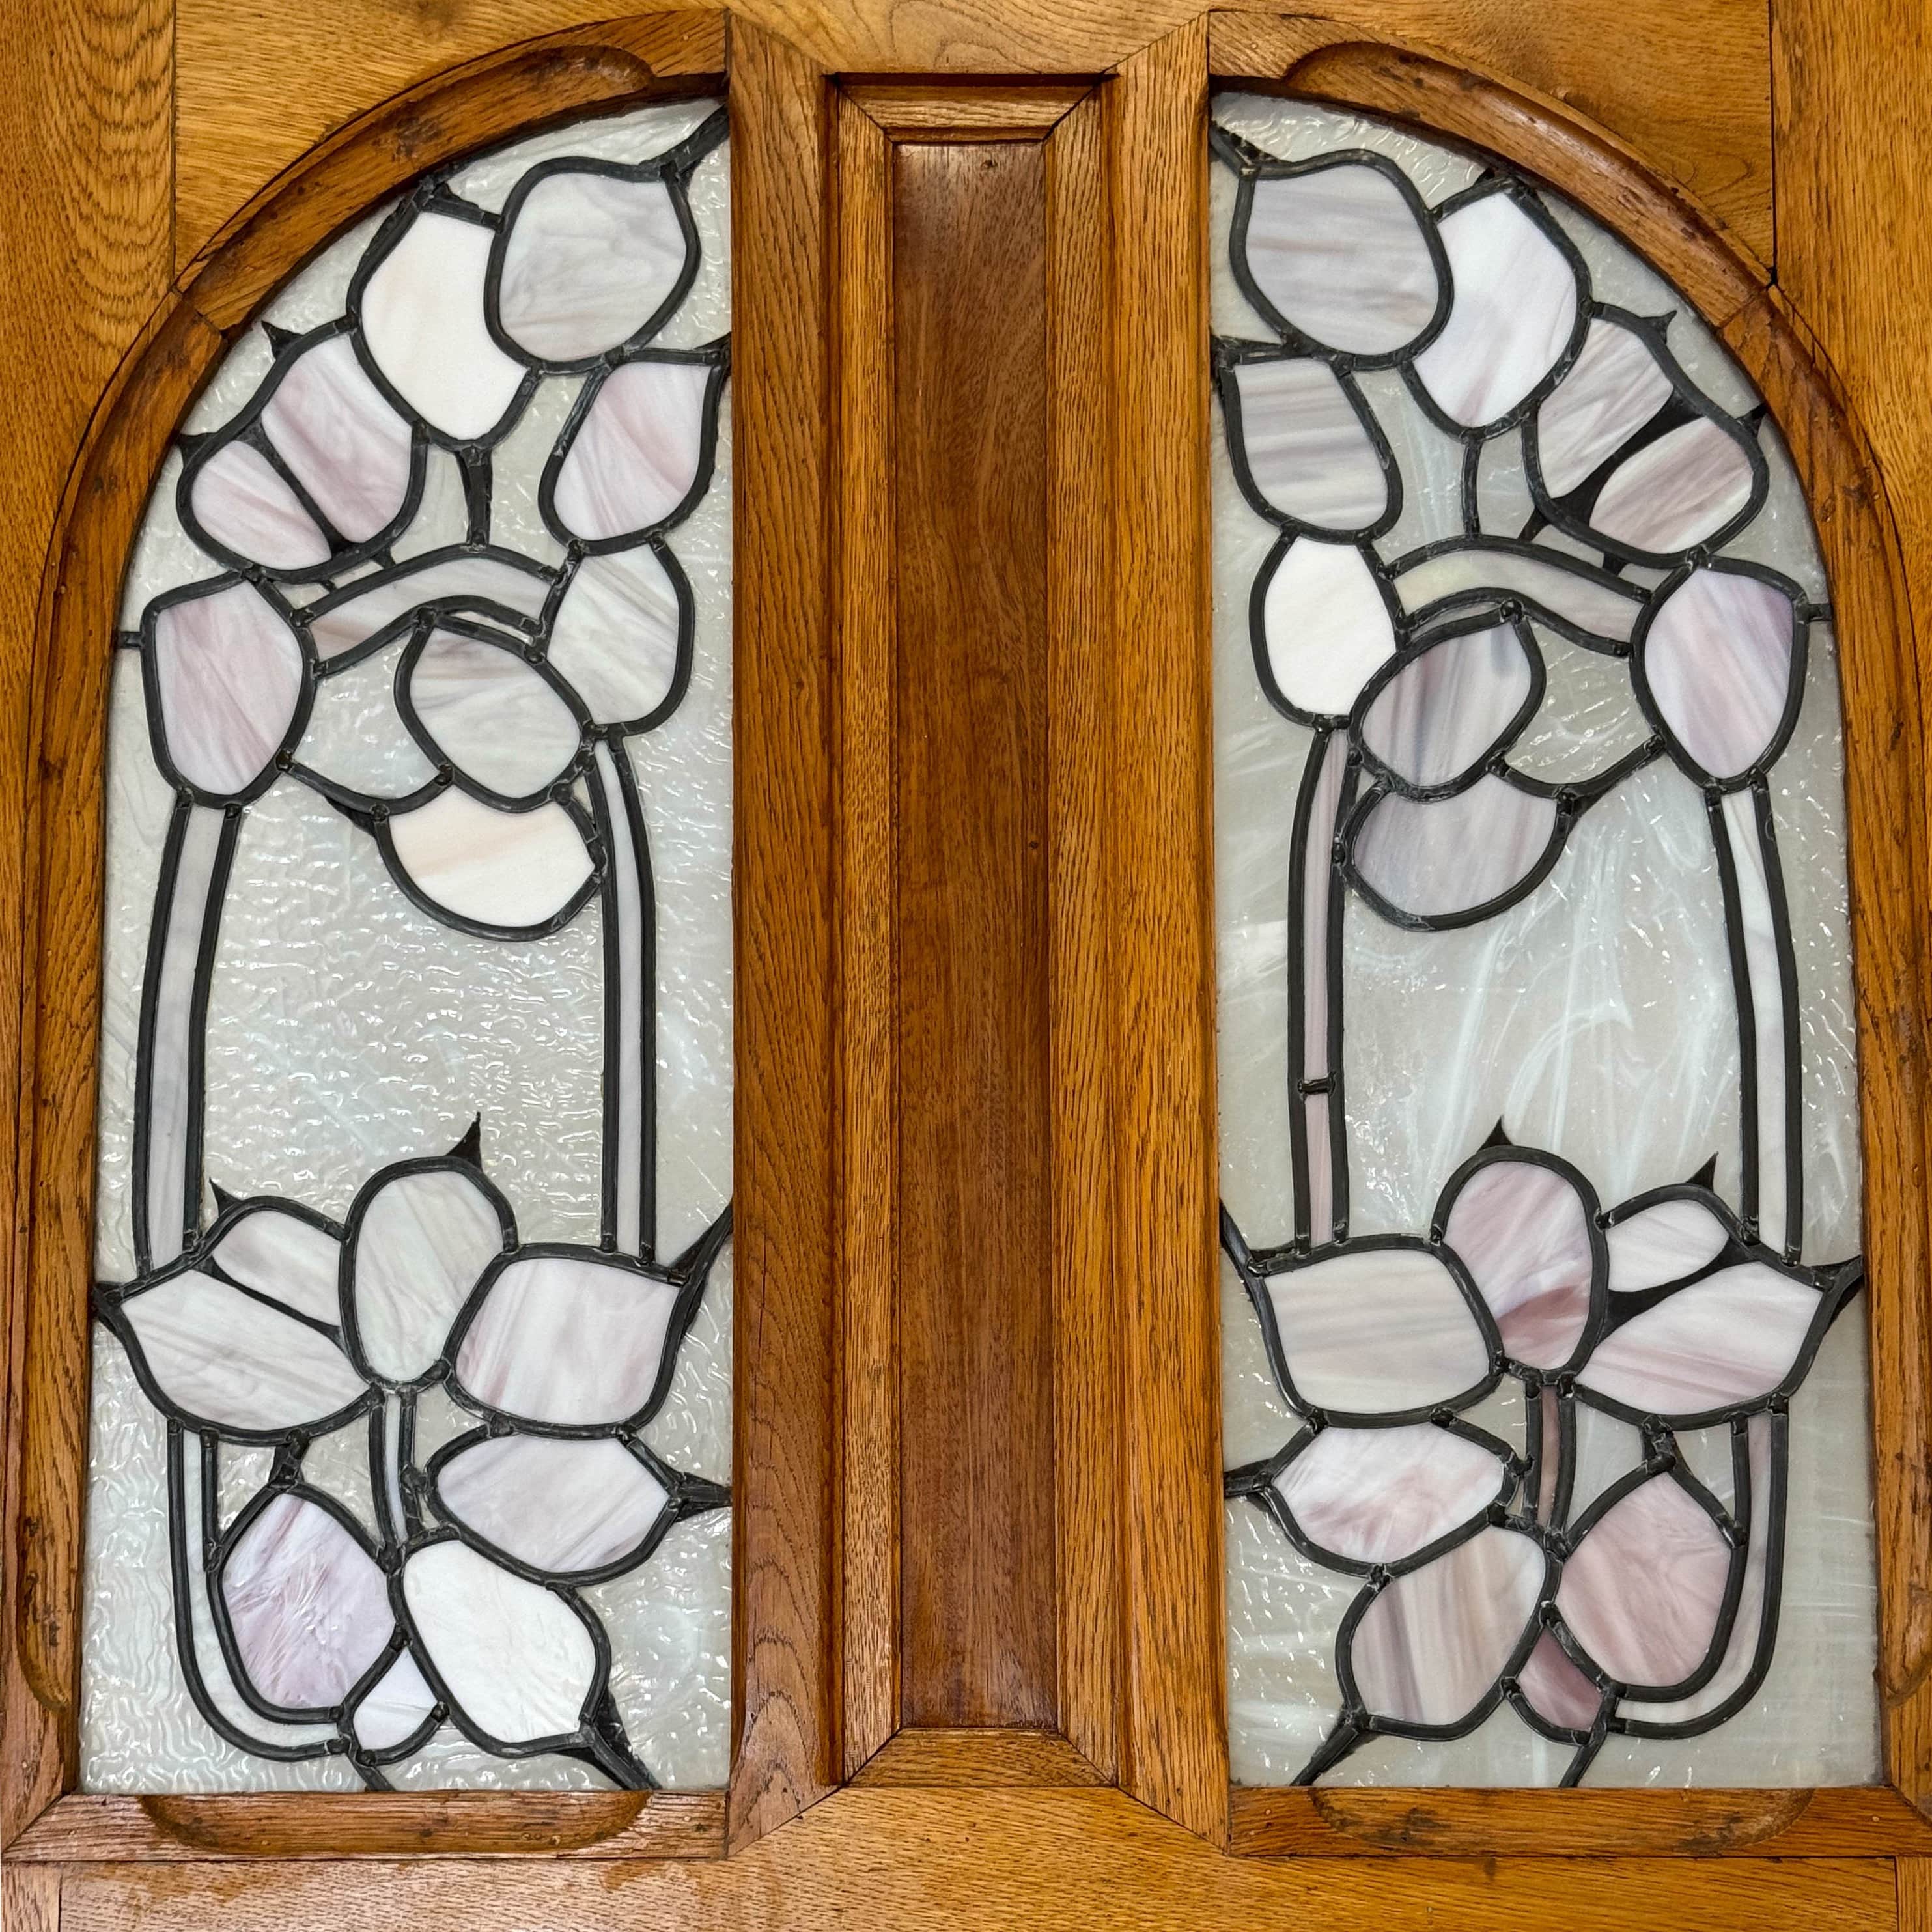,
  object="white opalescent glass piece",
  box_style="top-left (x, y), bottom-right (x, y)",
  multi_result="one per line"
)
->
top-left (1226, 356), bottom-right (1389, 532)
top-left (1214, 94), bottom-right (1873, 1791)
top-left (549, 357), bottom-right (715, 545)
top-left (87, 99), bottom-right (733, 1795)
